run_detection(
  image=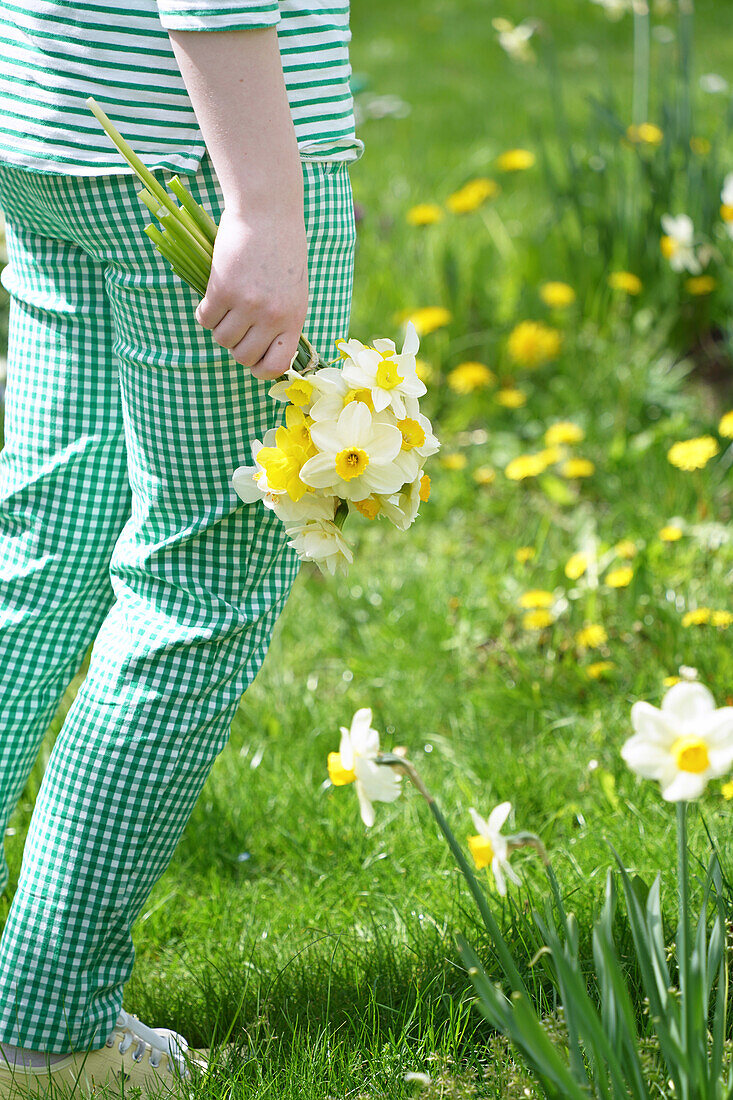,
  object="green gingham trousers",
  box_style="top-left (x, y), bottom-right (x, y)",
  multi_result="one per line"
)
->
top-left (0, 153), bottom-right (356, 1051)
